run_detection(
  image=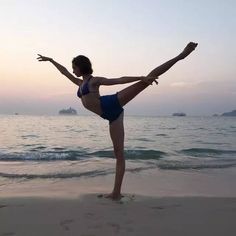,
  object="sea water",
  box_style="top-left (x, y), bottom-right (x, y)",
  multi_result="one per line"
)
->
top-left (0, 115), bottom-right (235, 180)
